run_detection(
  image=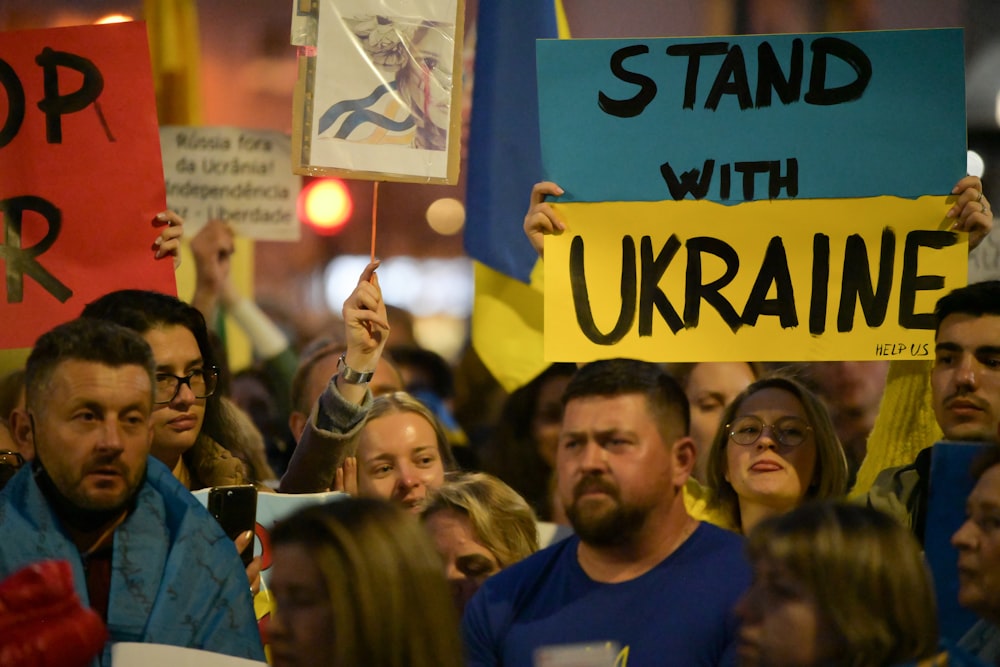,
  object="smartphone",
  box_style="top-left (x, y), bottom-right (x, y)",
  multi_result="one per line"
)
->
top-left (0, 451), bottom-right (24, 491)
top-left (207, 484), bottom-right (258, 567)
